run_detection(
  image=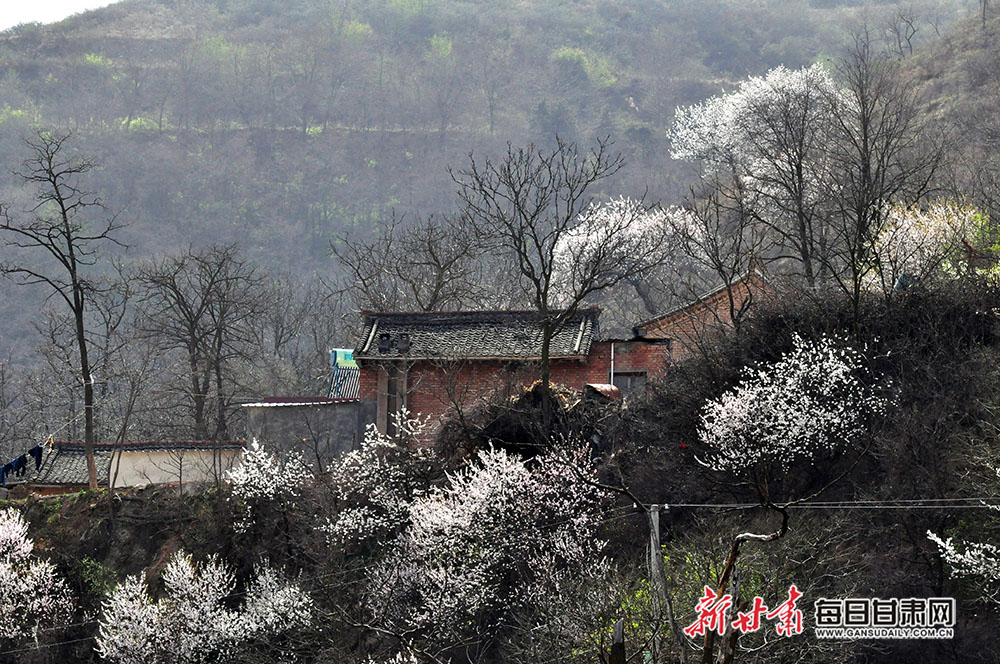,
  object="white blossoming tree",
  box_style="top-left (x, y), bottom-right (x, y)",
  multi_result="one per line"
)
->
top-left (226, 440), bottom-right (312, 531)
top-left (322, 408), bottom-right (438, 551)
top-left (694, 334), bottom-right (891, 662)
top-left (364, 445), bottom-right (609, 660)
top-left (97, 550), bottom-right (312, 664)
top-left (0, 508), bottom-right (73, 642)
top-left (698, 334), bottom-right (891, 491)
top-left (671, 39), bottom-right (939, 319)
top-left (927, 465), bottom-right (1000, 605)
top-left (927, 530), bottom-right (1000, 604)
top-left (874, 201), bottom-right (986, 290)
top-left (670, 64), bottom-right (842, 287)
top-left (551, 196), bottom-right (672, 315)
